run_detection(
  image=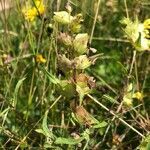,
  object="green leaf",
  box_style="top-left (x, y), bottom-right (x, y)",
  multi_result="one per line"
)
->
top-left (93, 121), bottom-right (108, 129)
top-left (35, 129), bottom-right (46, 136)
top-left (42, 110), bottom-right (55, 140)
top-left (44, 143), bottom-right (63, 150)
top-left (139, 134), bottom-right (150, 150)
top-left (13, 77), bottom-right (26, 107)
top-left (102, 94), bottom-right (119, 104)
top-left (0, 107), bottom-right (10, 118)
top-left (40, 67), bottom-right (60, 84)
top-left (146, 143), bottom-right (150, 150)
top-left (57, 80), bottom-right (76, 99)
top-left (55, 137), bottom-right (84, 145)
